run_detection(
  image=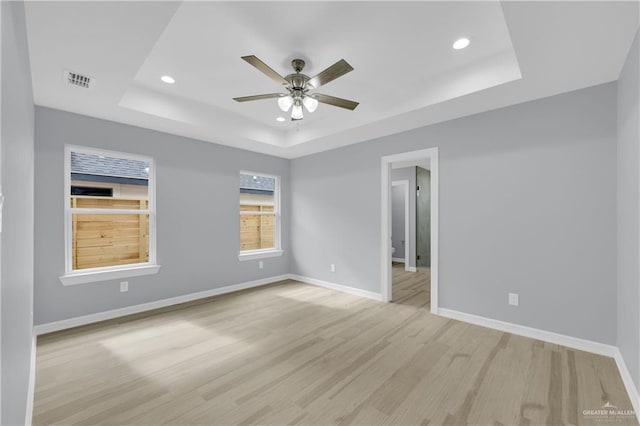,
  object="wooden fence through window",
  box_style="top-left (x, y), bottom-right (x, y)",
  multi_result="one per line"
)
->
top-left (240, 205), bottom-right (274, 250)
top-left (71, 196), bottom-right (148, 270)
